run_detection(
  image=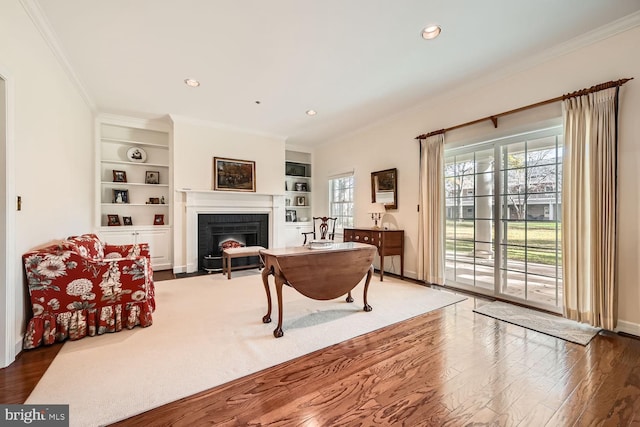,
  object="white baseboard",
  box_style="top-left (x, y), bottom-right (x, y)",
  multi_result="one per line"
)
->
top-left (615, 320), bottom-right (640, 337)
top-left (2, 337), bottom-right (22, 368)
top-left (172, 265), bottom-right (186, 274)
